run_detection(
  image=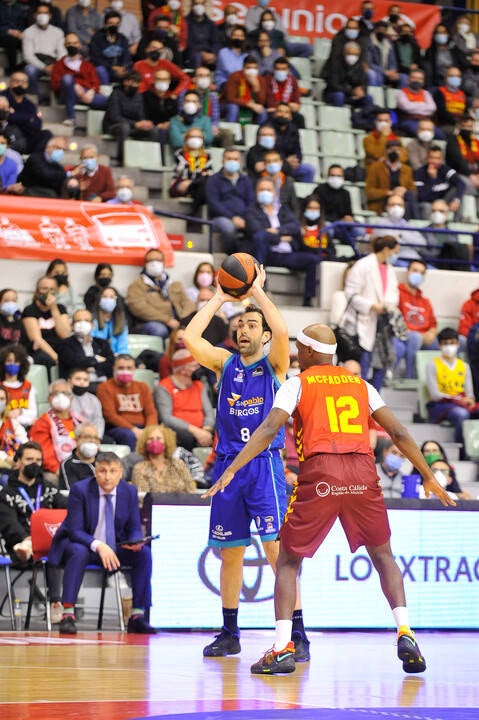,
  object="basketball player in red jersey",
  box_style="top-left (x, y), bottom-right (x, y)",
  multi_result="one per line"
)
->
top-left (206, 324), bottom-right (456, 676)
